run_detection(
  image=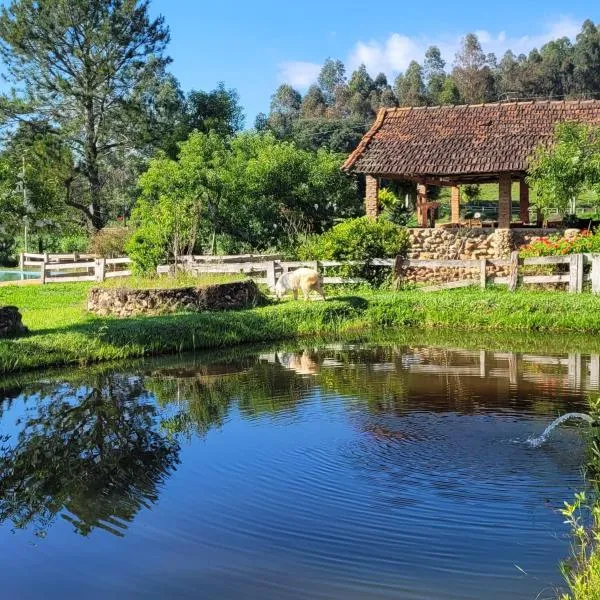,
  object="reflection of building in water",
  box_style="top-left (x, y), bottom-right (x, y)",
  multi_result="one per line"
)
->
top-left (259, 345), bottom-right (600, 409)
